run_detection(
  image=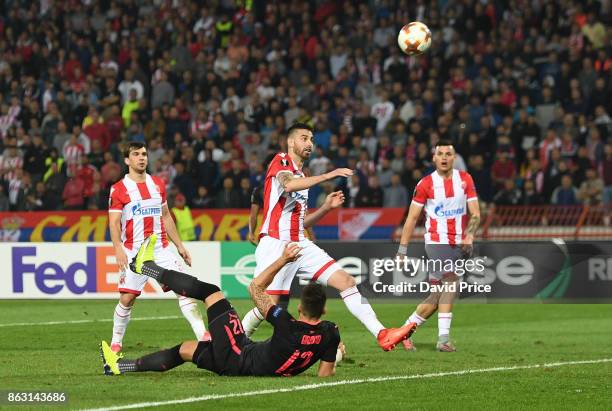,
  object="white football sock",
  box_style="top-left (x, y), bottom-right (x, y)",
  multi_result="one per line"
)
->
top-left (406, 312), bottom-right (427, 327)
top-left (340, 286), bottom-right (384, 337)
top-left (178, 296), bottom-right (207, 340)
top-left (111, 302), bottom-right (132, 345)
top-left (242, 307), bottom-right (265, 337)
top-left (438, 312), bottom-right (453, 338)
